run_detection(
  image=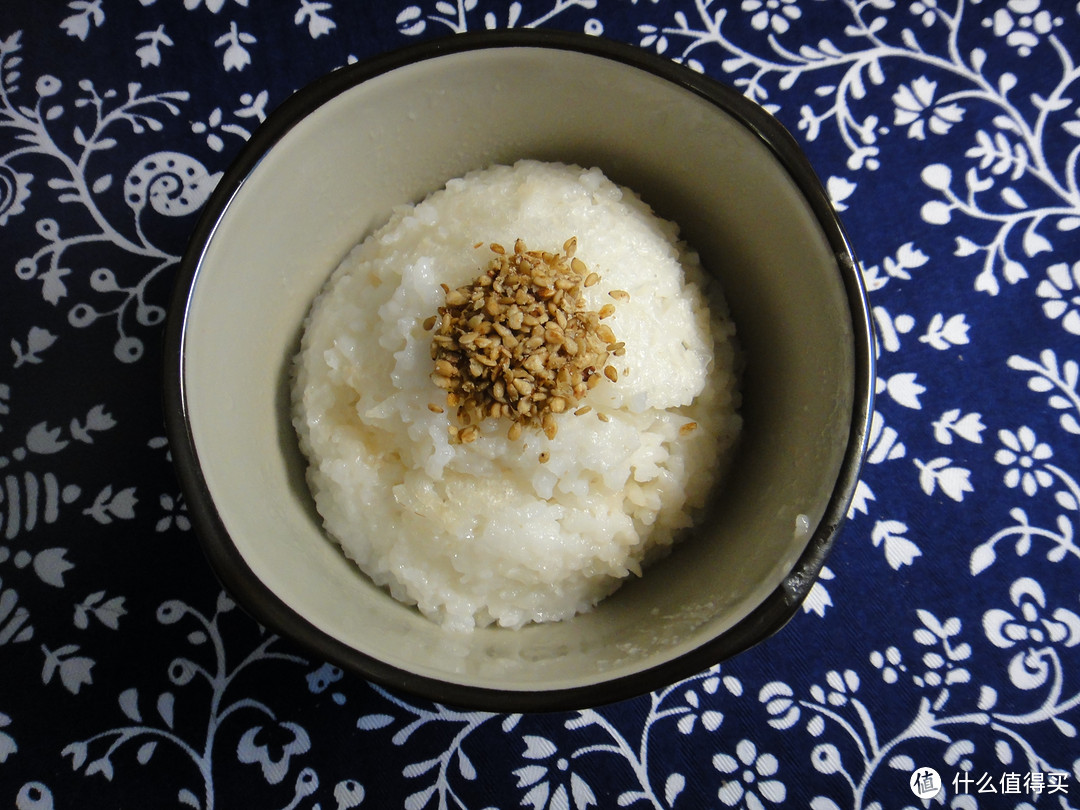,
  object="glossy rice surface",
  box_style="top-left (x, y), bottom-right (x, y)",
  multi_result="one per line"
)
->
top-left (292, 160), bottom-right (741, 631)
